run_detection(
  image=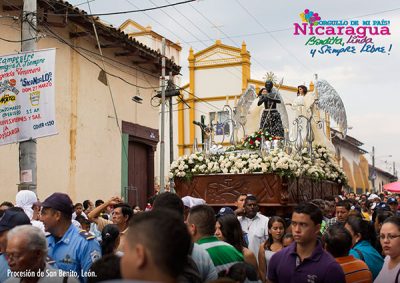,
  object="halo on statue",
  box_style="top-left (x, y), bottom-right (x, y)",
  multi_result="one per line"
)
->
top-left (263, 72), bottom-right (277, 84)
